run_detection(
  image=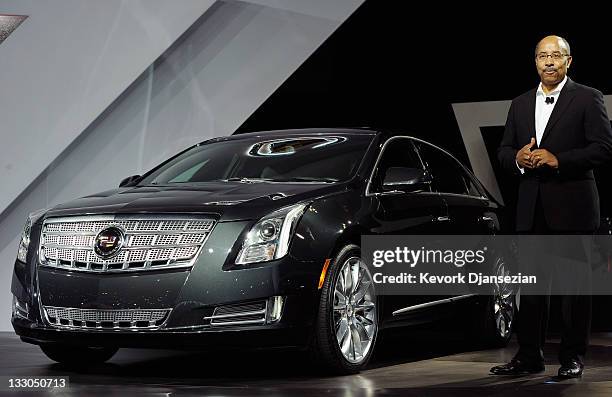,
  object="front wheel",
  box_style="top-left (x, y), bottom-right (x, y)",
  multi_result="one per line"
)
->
top-left (309, 244), bottom-right (379, 374)
top-left (40, 345), bottom-right (118, 366)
